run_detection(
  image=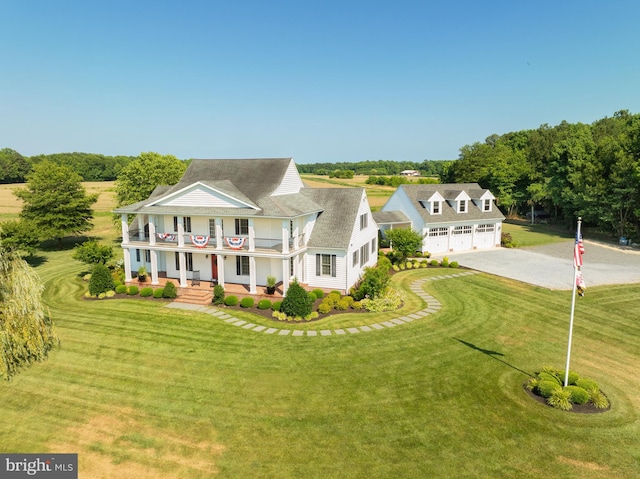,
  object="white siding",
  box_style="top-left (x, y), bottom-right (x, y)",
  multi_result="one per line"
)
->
top-left (271, 159), bottom-right (304, 196)
top-left (381, 187), bottom-right (424, 231)
top-left (306, 250), bottom-right (348, 291)
top-left (344, 191), bottom-right (379, 290)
